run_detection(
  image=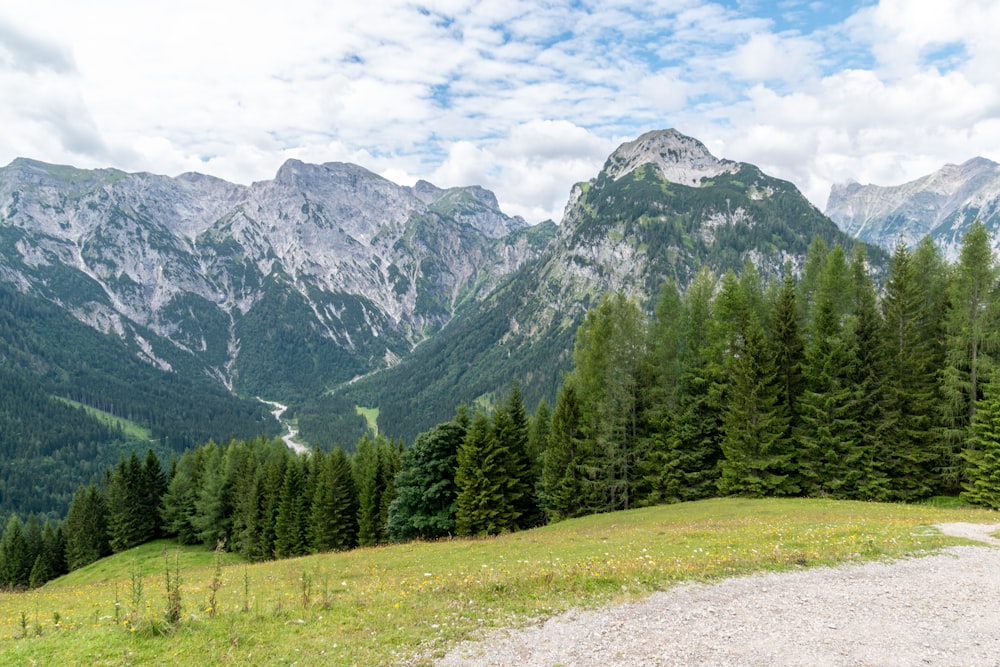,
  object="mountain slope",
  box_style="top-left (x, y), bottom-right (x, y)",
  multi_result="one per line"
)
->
top-left (0, 157), bottom-right (538, 405)
top-left (826, 157), bottom-right (1000, 259)
top-left (323, 129), bottom-right (878, 442)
